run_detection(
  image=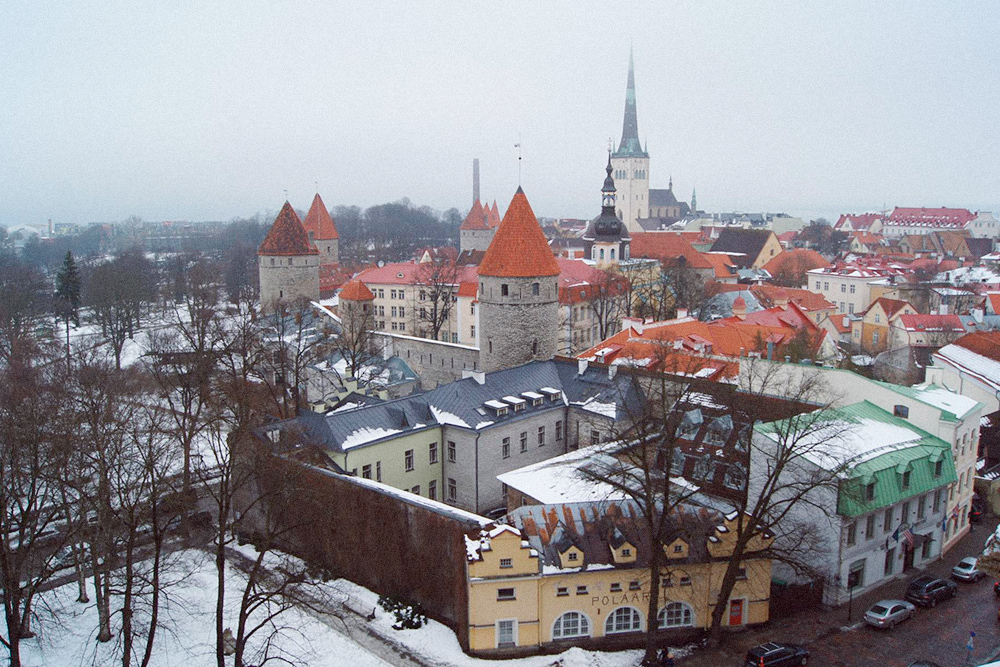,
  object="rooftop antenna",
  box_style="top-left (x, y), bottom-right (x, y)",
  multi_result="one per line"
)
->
top-left (315, 179), bottom-right (319, 192)
top-left (515, 134), bottom-right (522, 186)
top-left (284, 188), bottom-right (289, 202)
